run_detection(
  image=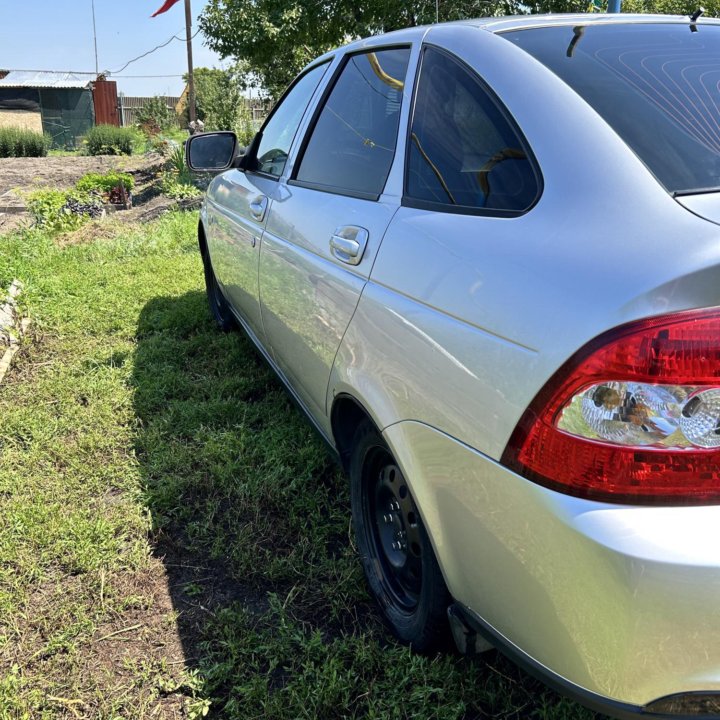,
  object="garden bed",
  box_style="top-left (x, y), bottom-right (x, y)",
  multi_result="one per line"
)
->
top-left (0, 153), bottom-right (185, 235)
